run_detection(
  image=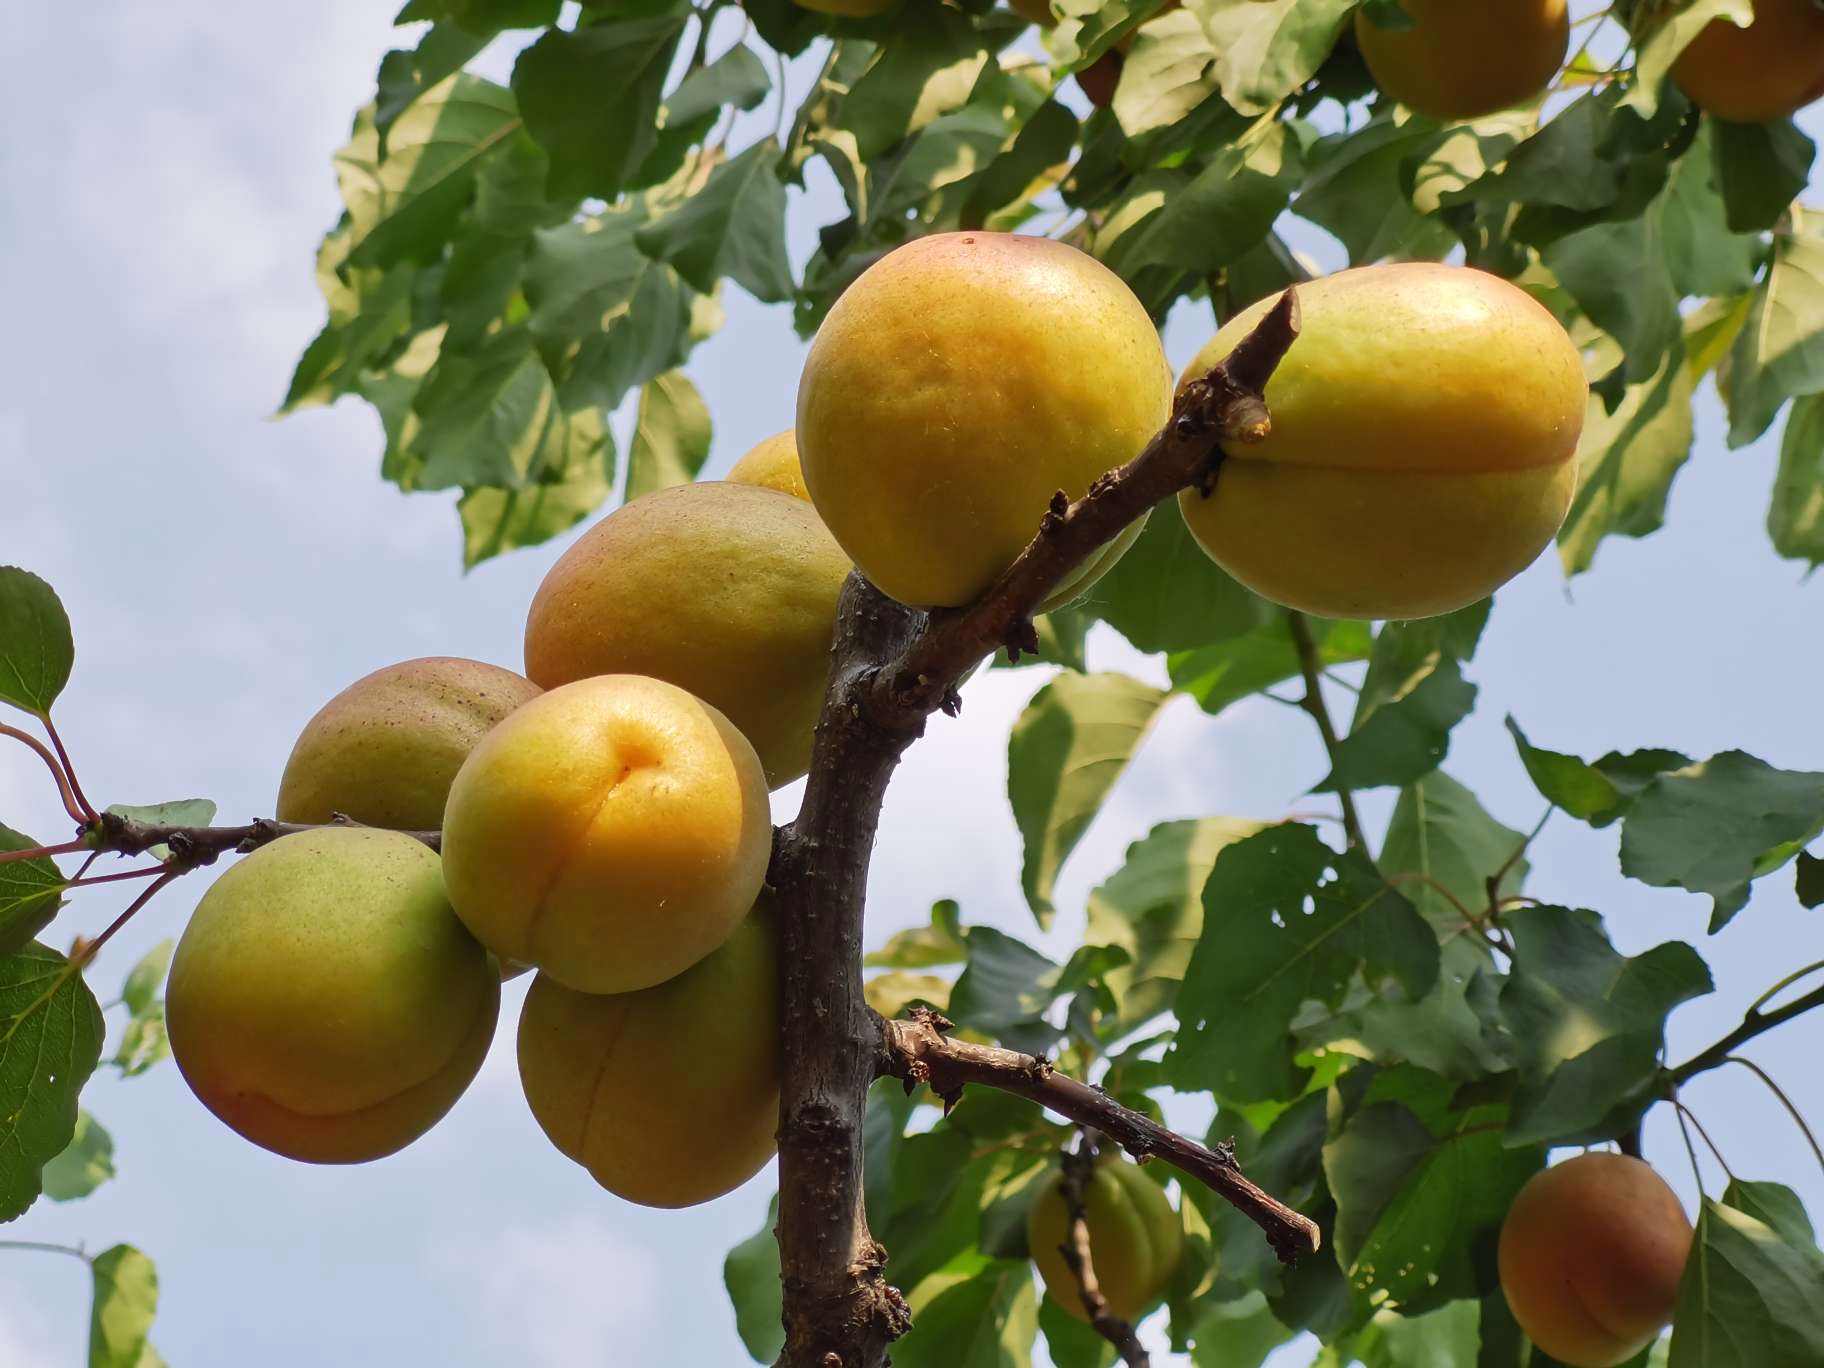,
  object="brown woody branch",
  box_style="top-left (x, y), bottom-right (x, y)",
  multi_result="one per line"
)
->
top-left (1056, 1131), bottom-right (1151, 1368)
top-left (87, 811), bottom-right (440, 873)
top-left (879, 1008), bottom-right (1320, 1265)
top-left (767, 291), bottom-right (1306, 1368)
